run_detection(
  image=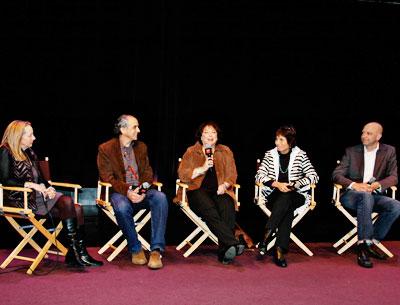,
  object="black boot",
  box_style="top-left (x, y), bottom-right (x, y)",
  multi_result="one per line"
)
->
top-left (273, 246), bottom-right (287, 268)
top-left (77, 225), bottom-right (103, 267)
top-left (63, 218), bottom-right (86, 268)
